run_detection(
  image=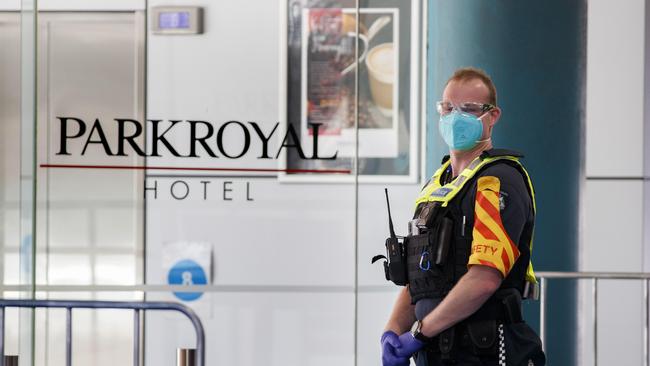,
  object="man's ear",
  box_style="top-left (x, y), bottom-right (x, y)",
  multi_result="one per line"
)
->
top-left (490, 107), bottom-right (501, 127)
